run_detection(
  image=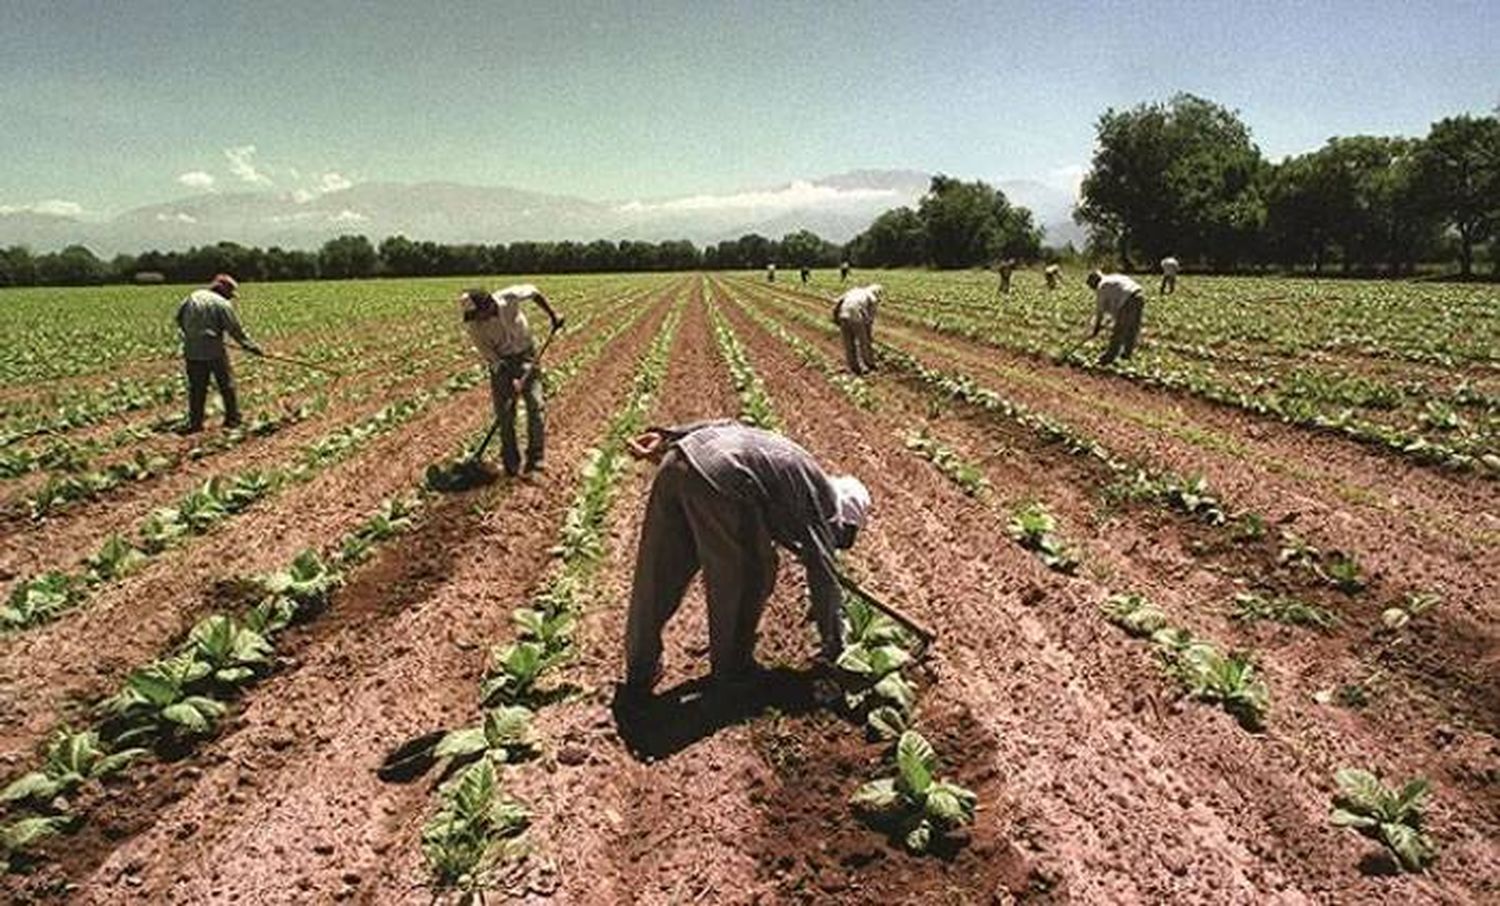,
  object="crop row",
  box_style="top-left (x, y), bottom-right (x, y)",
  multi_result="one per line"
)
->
top-left (707, 288), bottom-right (979, 853)
top-left (1, 291), bottom-right (647, 633)
top-left (418, 295), bottom-right (684, 896)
